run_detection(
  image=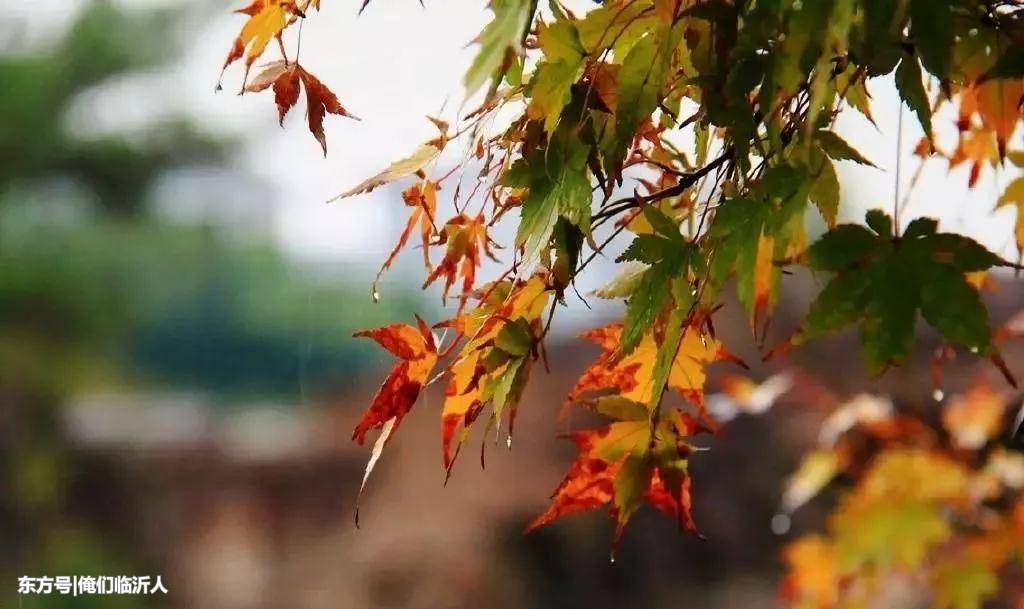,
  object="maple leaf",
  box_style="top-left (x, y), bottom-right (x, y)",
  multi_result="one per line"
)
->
top-left (439, 275), bottom-right (550, 471)
top-left (503, 124), bottom-right (592, 266)
top-left (371, 181), bottom-right (439, 300)
top-left (244, 60), bottom-right (301, 123)
top-left (616, 206), bottom-right (699, 355)
top-left (525, 13), bottom-right (586, 133)
top-left (351, 316), bottom-right (438, 524)
top-left (895, 52), bottom-right (934, 140)
top-left (709, 171), bottom-right (810, 331)
top-left (245, 61), bottom-right (357, 154)
top-left (949, 127), bottom-right (1000, 188)
top-left (464, 0), bottom-right (535, 97)
top-left (526, 407), bottom-right (702, 549)
top-left (332, 140), bottom-right (444, 200)
top-left (586, 62), bottom-right (620, 114)
top-left (997, 177), bottom-right (1024, 254)
top-left (830, 449), bottom-right (968, 570)
top-left (568, 322), bottom-right (737, 417)
top-left (221, 0), bottom-right (292, 78)
top-left (780, 536), bottom-right (840, 609)
top-left (423, 214), bottom-right (498, 309)
top-left (796, 210), bottom-right (1009, 374)
top-left (299, 67), bottom-right (358, 155)
top-left (959, 78), bottom-right (1024, 158)
top-left (603, 18), bottom-right (673, 180)
top-left (351, 316), bottom-right (438, 445)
